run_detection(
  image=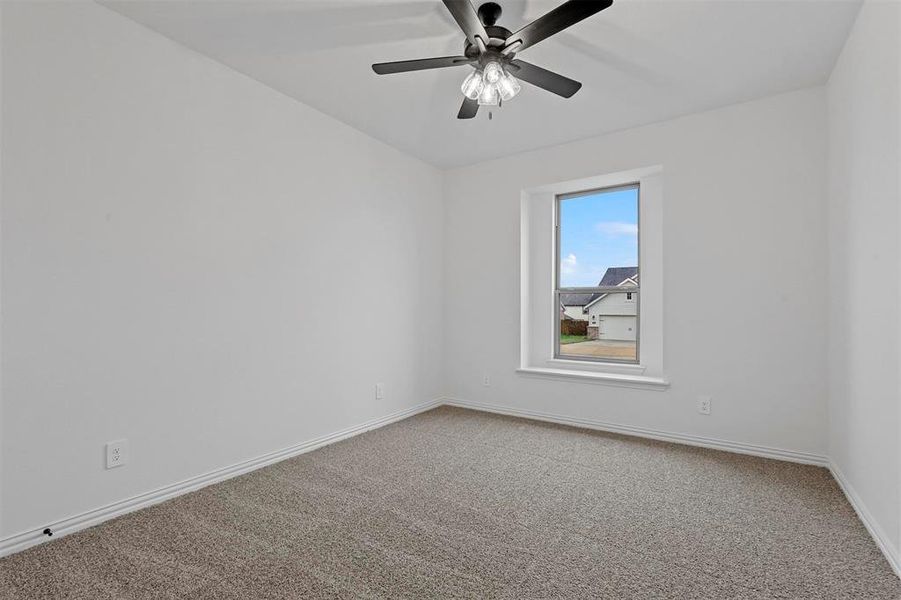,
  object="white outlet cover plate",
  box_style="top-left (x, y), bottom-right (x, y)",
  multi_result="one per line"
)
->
top-left (698, 396), bottom-right (712, 415)
top-left (106, 439), bottom-right (128, 469)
